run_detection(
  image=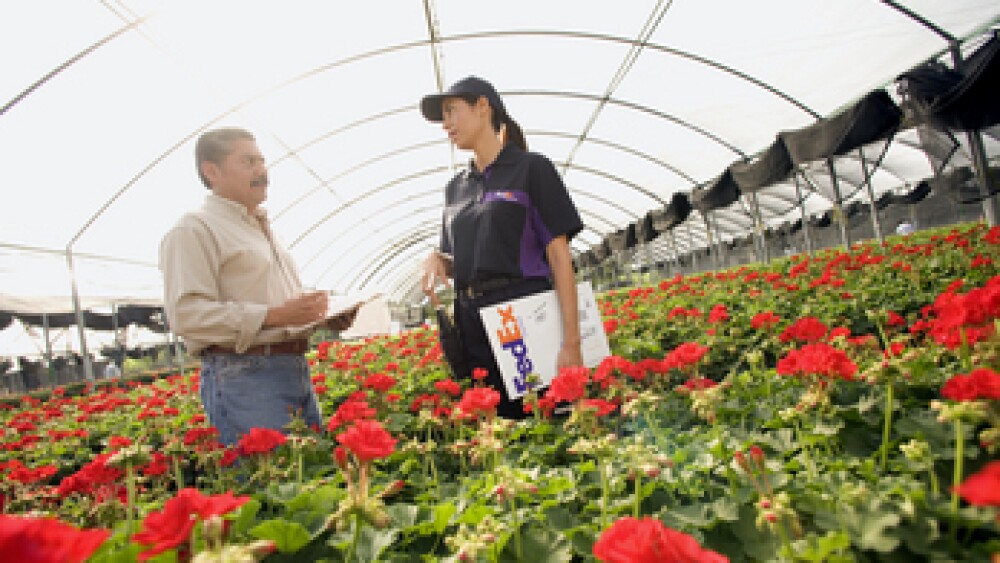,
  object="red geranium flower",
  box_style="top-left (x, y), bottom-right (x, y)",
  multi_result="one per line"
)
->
top-left (133, 488), bottom-right (249, 561)
top-left (776, 343), bottom-right (857, 381)
top-left (666, 342), bottom-right (709, 369)
top-left (336, 419), bottom-right (397, 463)
top-left (954, 460), bottom-right (1000, 506)
top-left (592, 516), bottom-right (728, 563)
top-left (708, 304), bottom-right (729, 323)
top-left (779, 316), bottom-right (828, 343)
top-left (750, 311), bottom-right (781, 330)
top-left (327, 399), bottom-right (377, 431)
top-left (235, 428), bottom-right (287, 456)
top-left (457, 387), bottom-right (502, 417)
top-left (363, 372), bottom-right (396, 392)
top-left (434, 379), bottom-right (462, 397)
top-left (582, 398), bottom-right (618, 417)
top-left (941, 368), bottom-right (1000, 402)
top-left (0, 515), bottom-right (110, 563)
top-left (545, 366), bottom-right (590, 403)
